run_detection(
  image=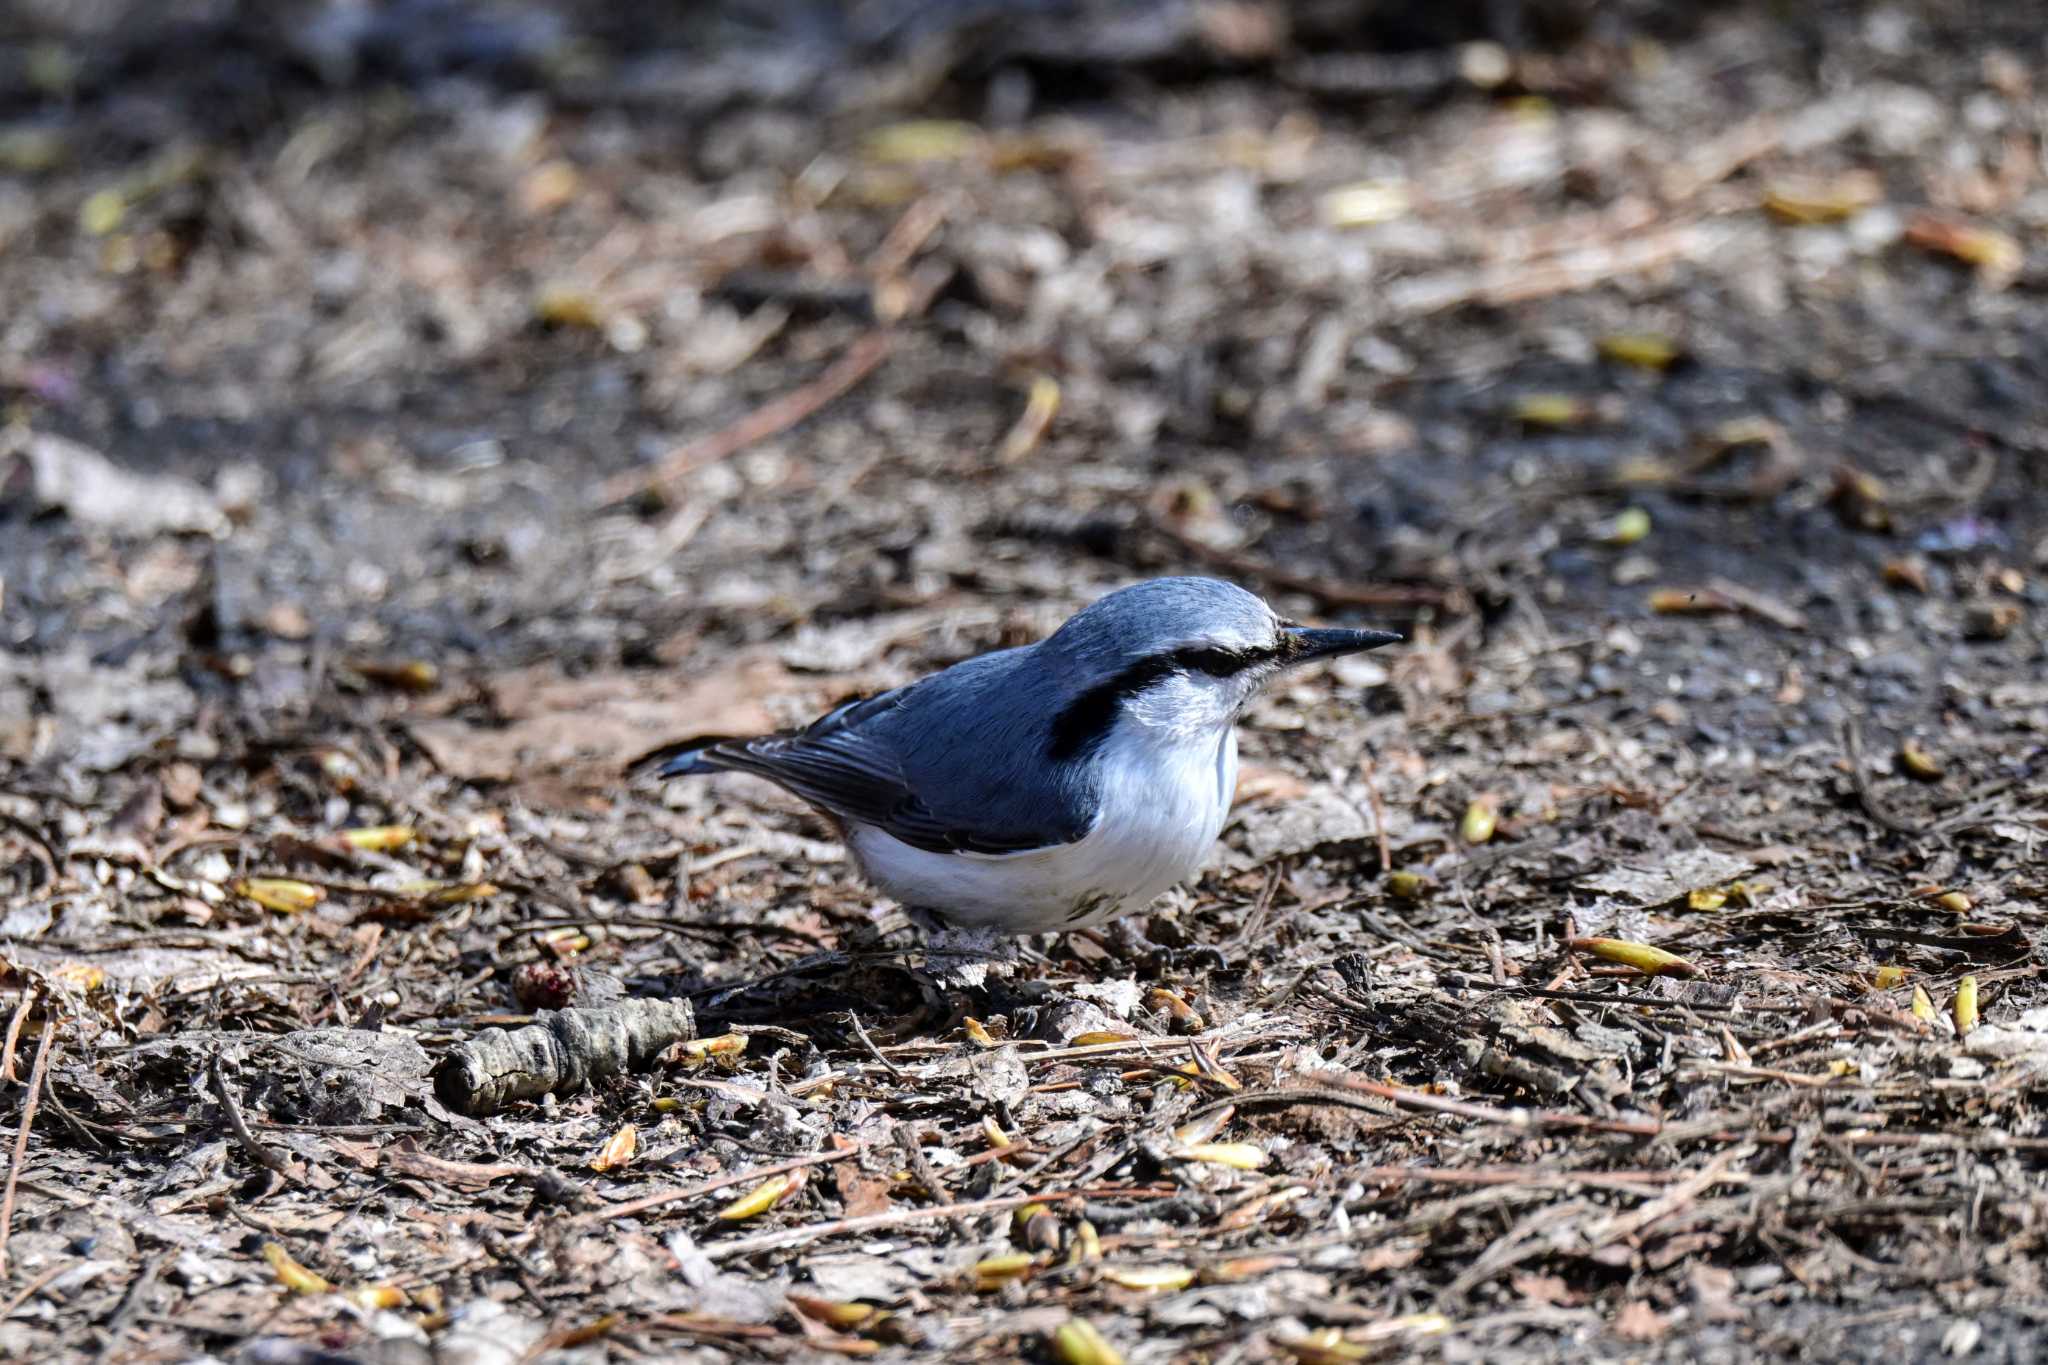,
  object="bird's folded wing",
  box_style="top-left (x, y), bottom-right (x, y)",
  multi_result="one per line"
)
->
top-left (688, 723), bottom-right (1087, 857)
